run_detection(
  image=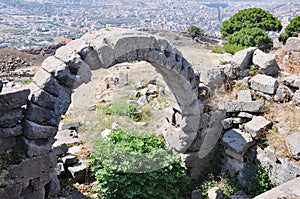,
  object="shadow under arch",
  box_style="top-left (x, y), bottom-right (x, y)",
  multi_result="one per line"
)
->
top-left (27, 28), bottom-right (203, 153)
